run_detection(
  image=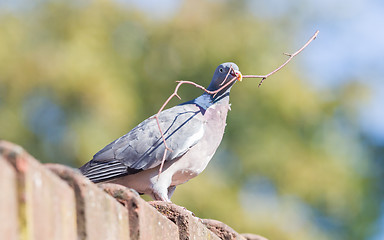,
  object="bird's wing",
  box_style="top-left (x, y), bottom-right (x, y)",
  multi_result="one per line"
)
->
top-left (81, 104), bottom-right (205, 182)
